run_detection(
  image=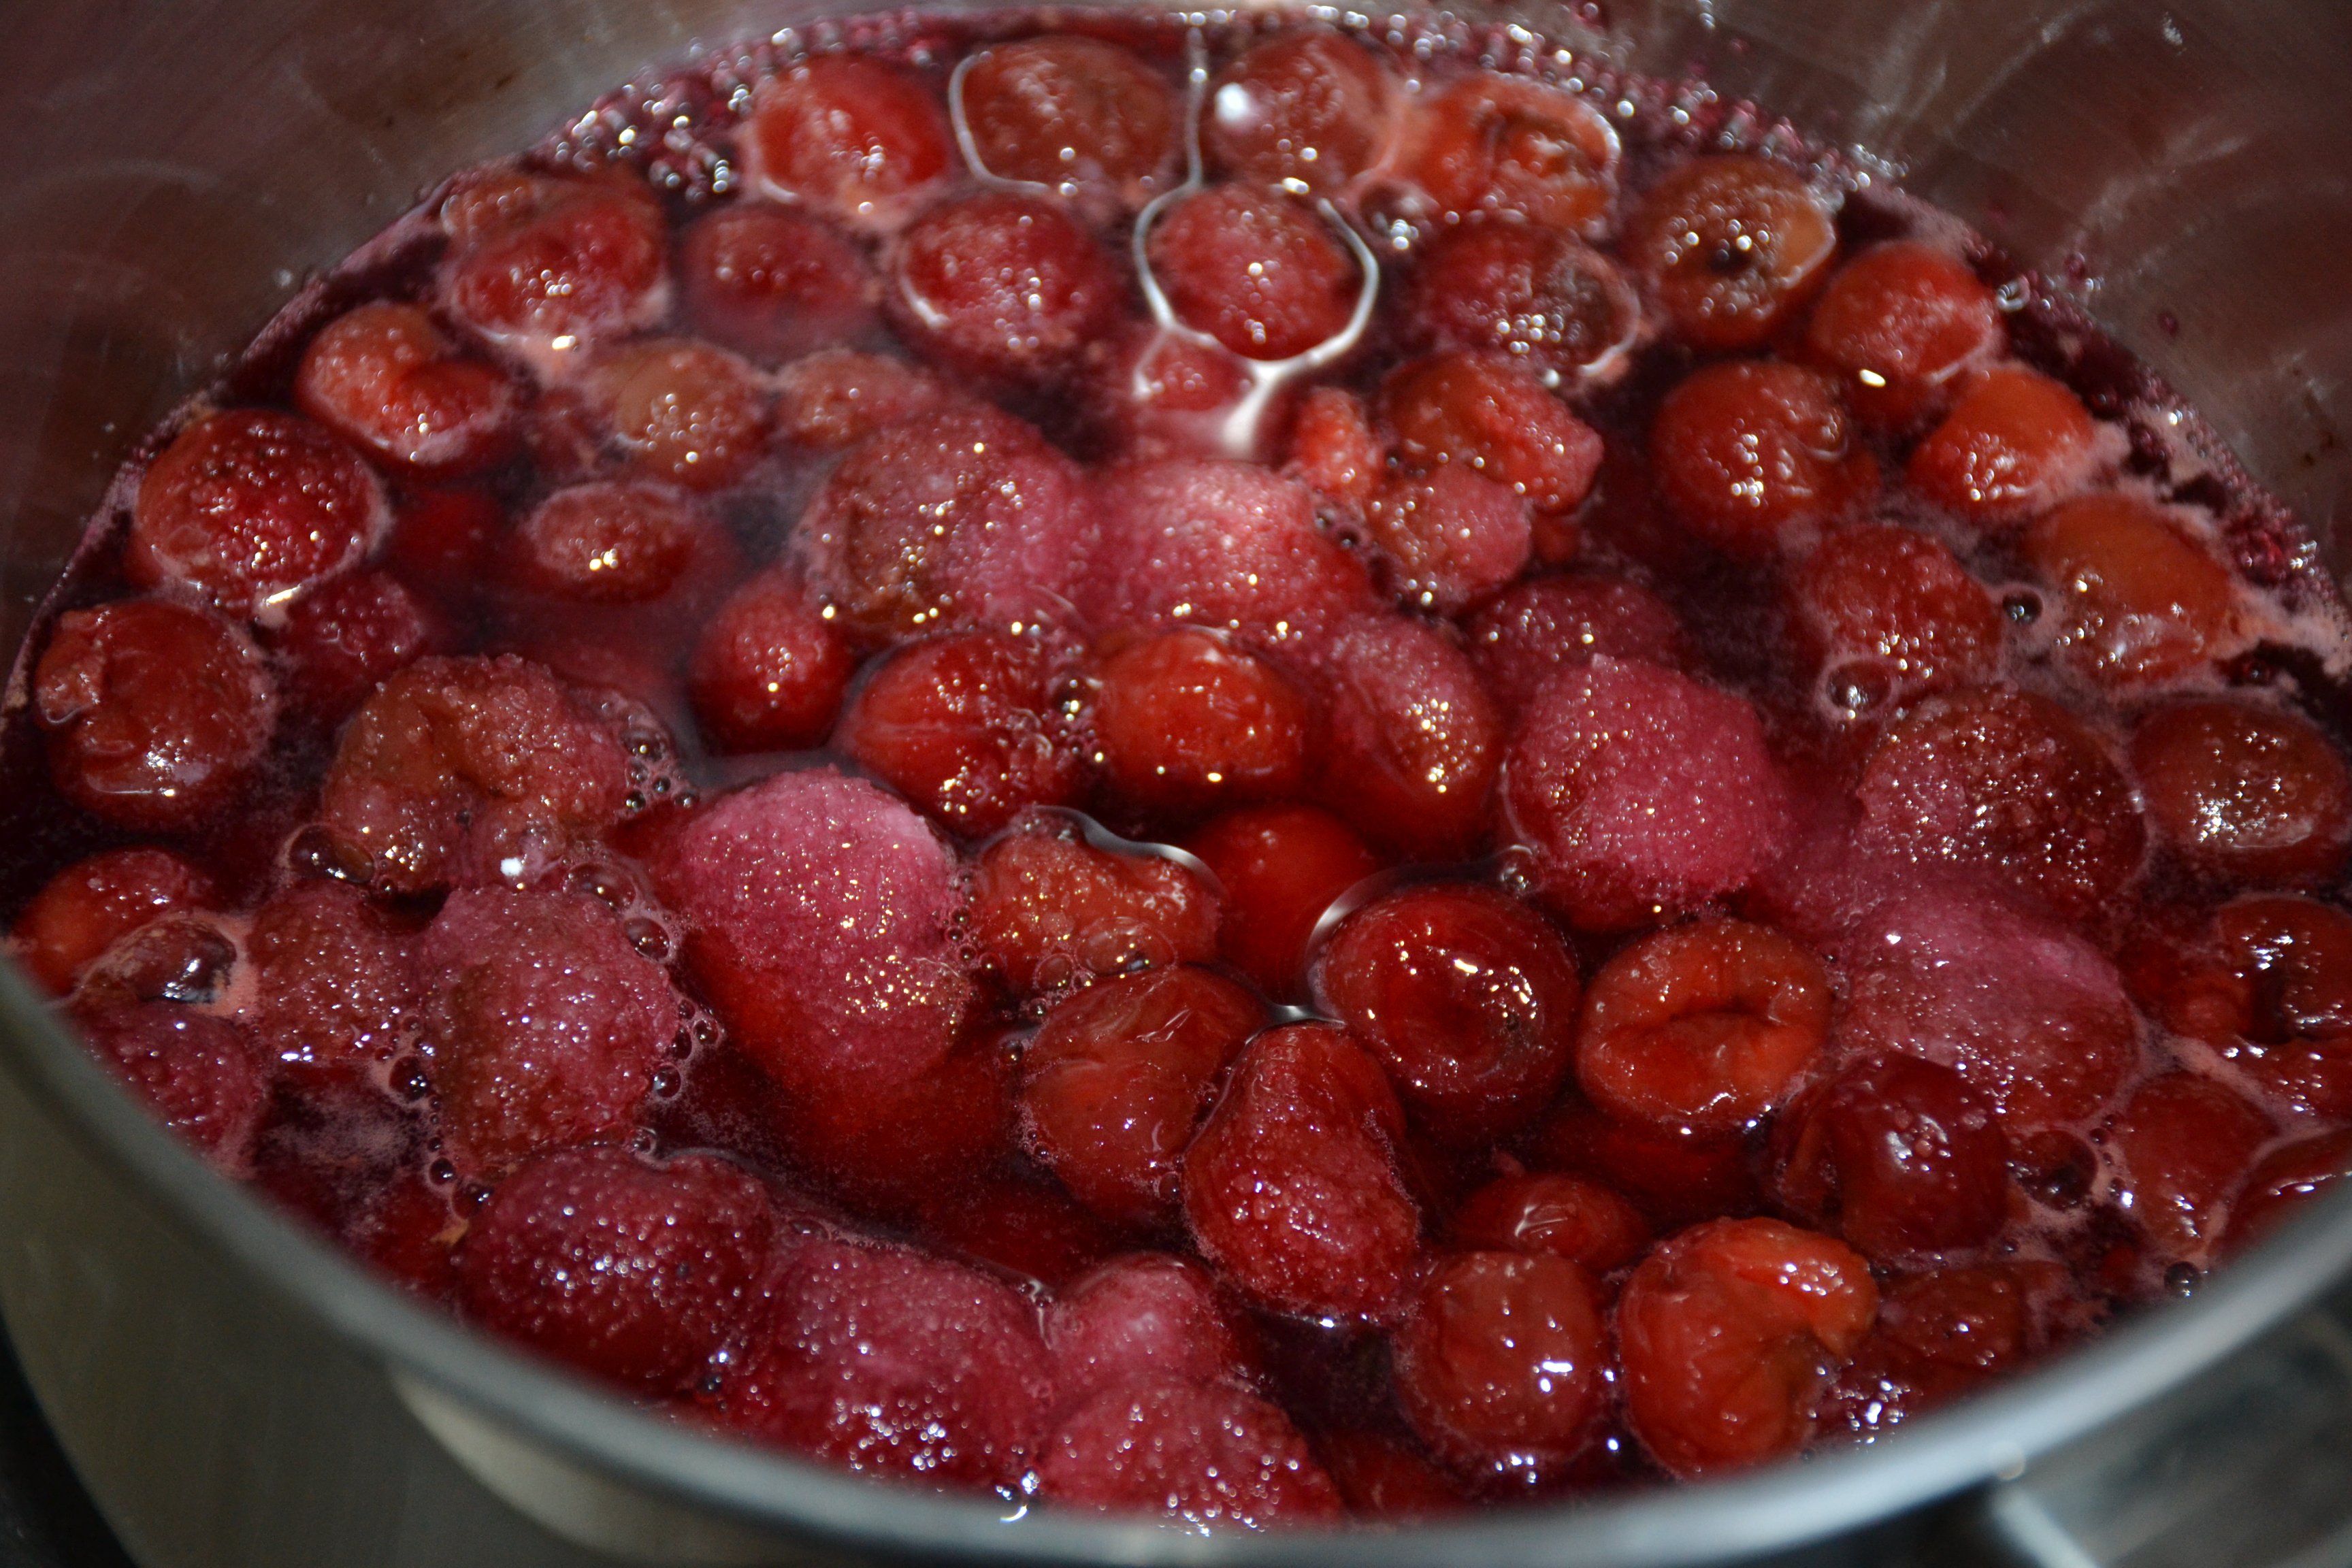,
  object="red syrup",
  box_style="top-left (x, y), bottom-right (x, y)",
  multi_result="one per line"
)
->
top-left (5, 4), bottom-right (2352, 1529)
